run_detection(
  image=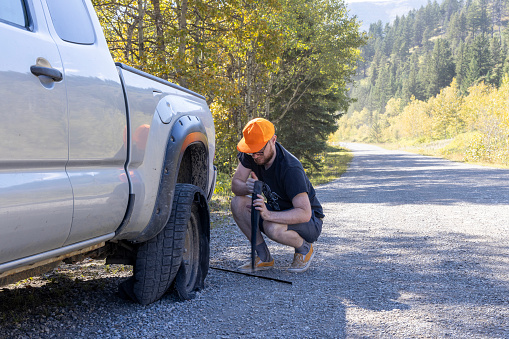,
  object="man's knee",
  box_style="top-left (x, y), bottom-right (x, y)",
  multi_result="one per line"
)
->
top-left (263, 222), bottom-right (286, 241)
top-left (231, 195), bottom-right (250, 216)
